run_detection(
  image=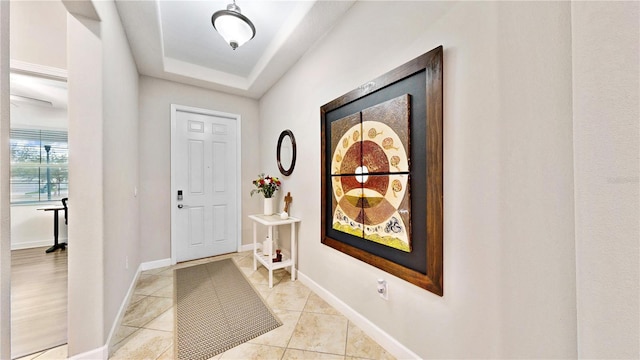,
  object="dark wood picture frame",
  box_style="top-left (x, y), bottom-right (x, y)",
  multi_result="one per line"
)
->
top-left (277, 129), bottom-right (297, 176)
top-left (320, 46), bottom-right (443, 296)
